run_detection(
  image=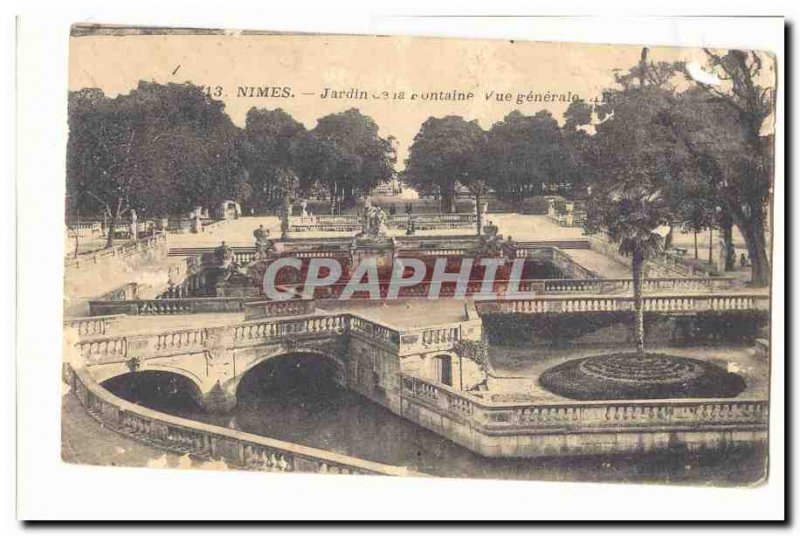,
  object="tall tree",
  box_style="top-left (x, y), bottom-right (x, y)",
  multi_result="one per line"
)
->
top-left (67, 88), bottom-right (146, 247)
top-left (561, 100), bottom-right (598, 198)
top-left (405, 116), bottom-right (484, 213)
top-left (242, 108), bottom-right (306, 212)
top-left (668, 172), bottom-right (718, 261)
top-left (295, 109), bottom-right (395, 214)
top-left (486, 111), bottom-right (574, 201)
top-left (669, 51), bottom-right (775, 285)
top-left (67, 82), bottom-right (250, 245)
